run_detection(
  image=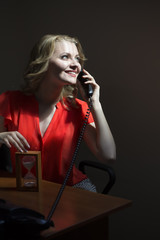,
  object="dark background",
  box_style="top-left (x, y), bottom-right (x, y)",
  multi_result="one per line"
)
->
top-left (0, 0), bottom-right (160, 239)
